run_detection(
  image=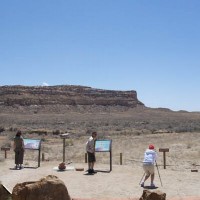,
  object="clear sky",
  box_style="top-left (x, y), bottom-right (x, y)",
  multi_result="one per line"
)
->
top-left (1, 1), bottom-right (200, 112)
